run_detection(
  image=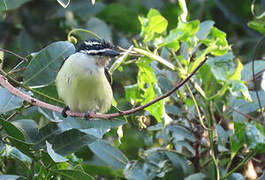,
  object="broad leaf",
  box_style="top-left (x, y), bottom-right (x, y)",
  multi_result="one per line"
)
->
top-left (35, 129), bottom-right (97, 155)
top-left (53, 169), bottom-right (94, 180)
top-left (0, 175), bottom-right (21, 180)
top-left (46, 141), bottom-right (68, 162)
top-left (89, 140), bottom-right (128, 170)
top-left (0, 87), bottom-right (23, 113)
top-left (5, 146), bottom-right (31, 162)
top-left (196, 20), bottom-right (214, 40)
top-left (0, 118), bottom-right (25, 141)
top-left (12, 119), bottom-right (40, 143)
top-left (4, 0), bottom-right (31, 10)
top-left (185, 173), bottom-right (206, 180)
top-left (23, 41), bottom-right (75, 86)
